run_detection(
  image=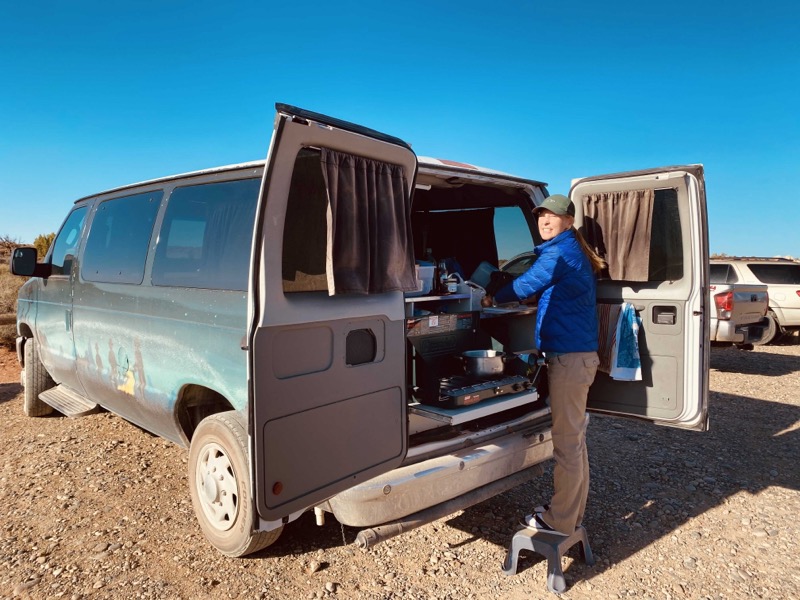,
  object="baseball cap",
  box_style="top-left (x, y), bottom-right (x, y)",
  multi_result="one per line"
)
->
top-left (533, 194), bottom-right (575, 217)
